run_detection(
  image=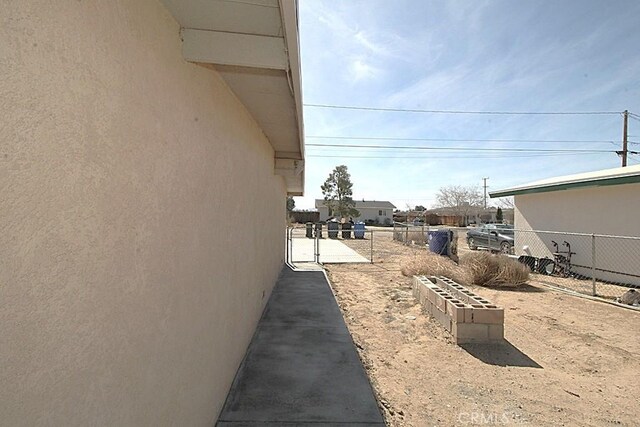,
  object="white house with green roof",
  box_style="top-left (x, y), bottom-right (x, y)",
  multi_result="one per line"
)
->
top-left (490, 165), bottom-right (640, 286)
